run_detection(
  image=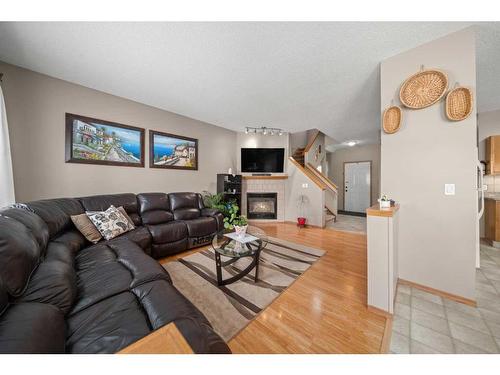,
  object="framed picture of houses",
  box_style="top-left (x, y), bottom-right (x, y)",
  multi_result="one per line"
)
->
top-left (65, 113), bottom-right (145, 167)
top-left (149, 130), bottom-right (198, 170)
